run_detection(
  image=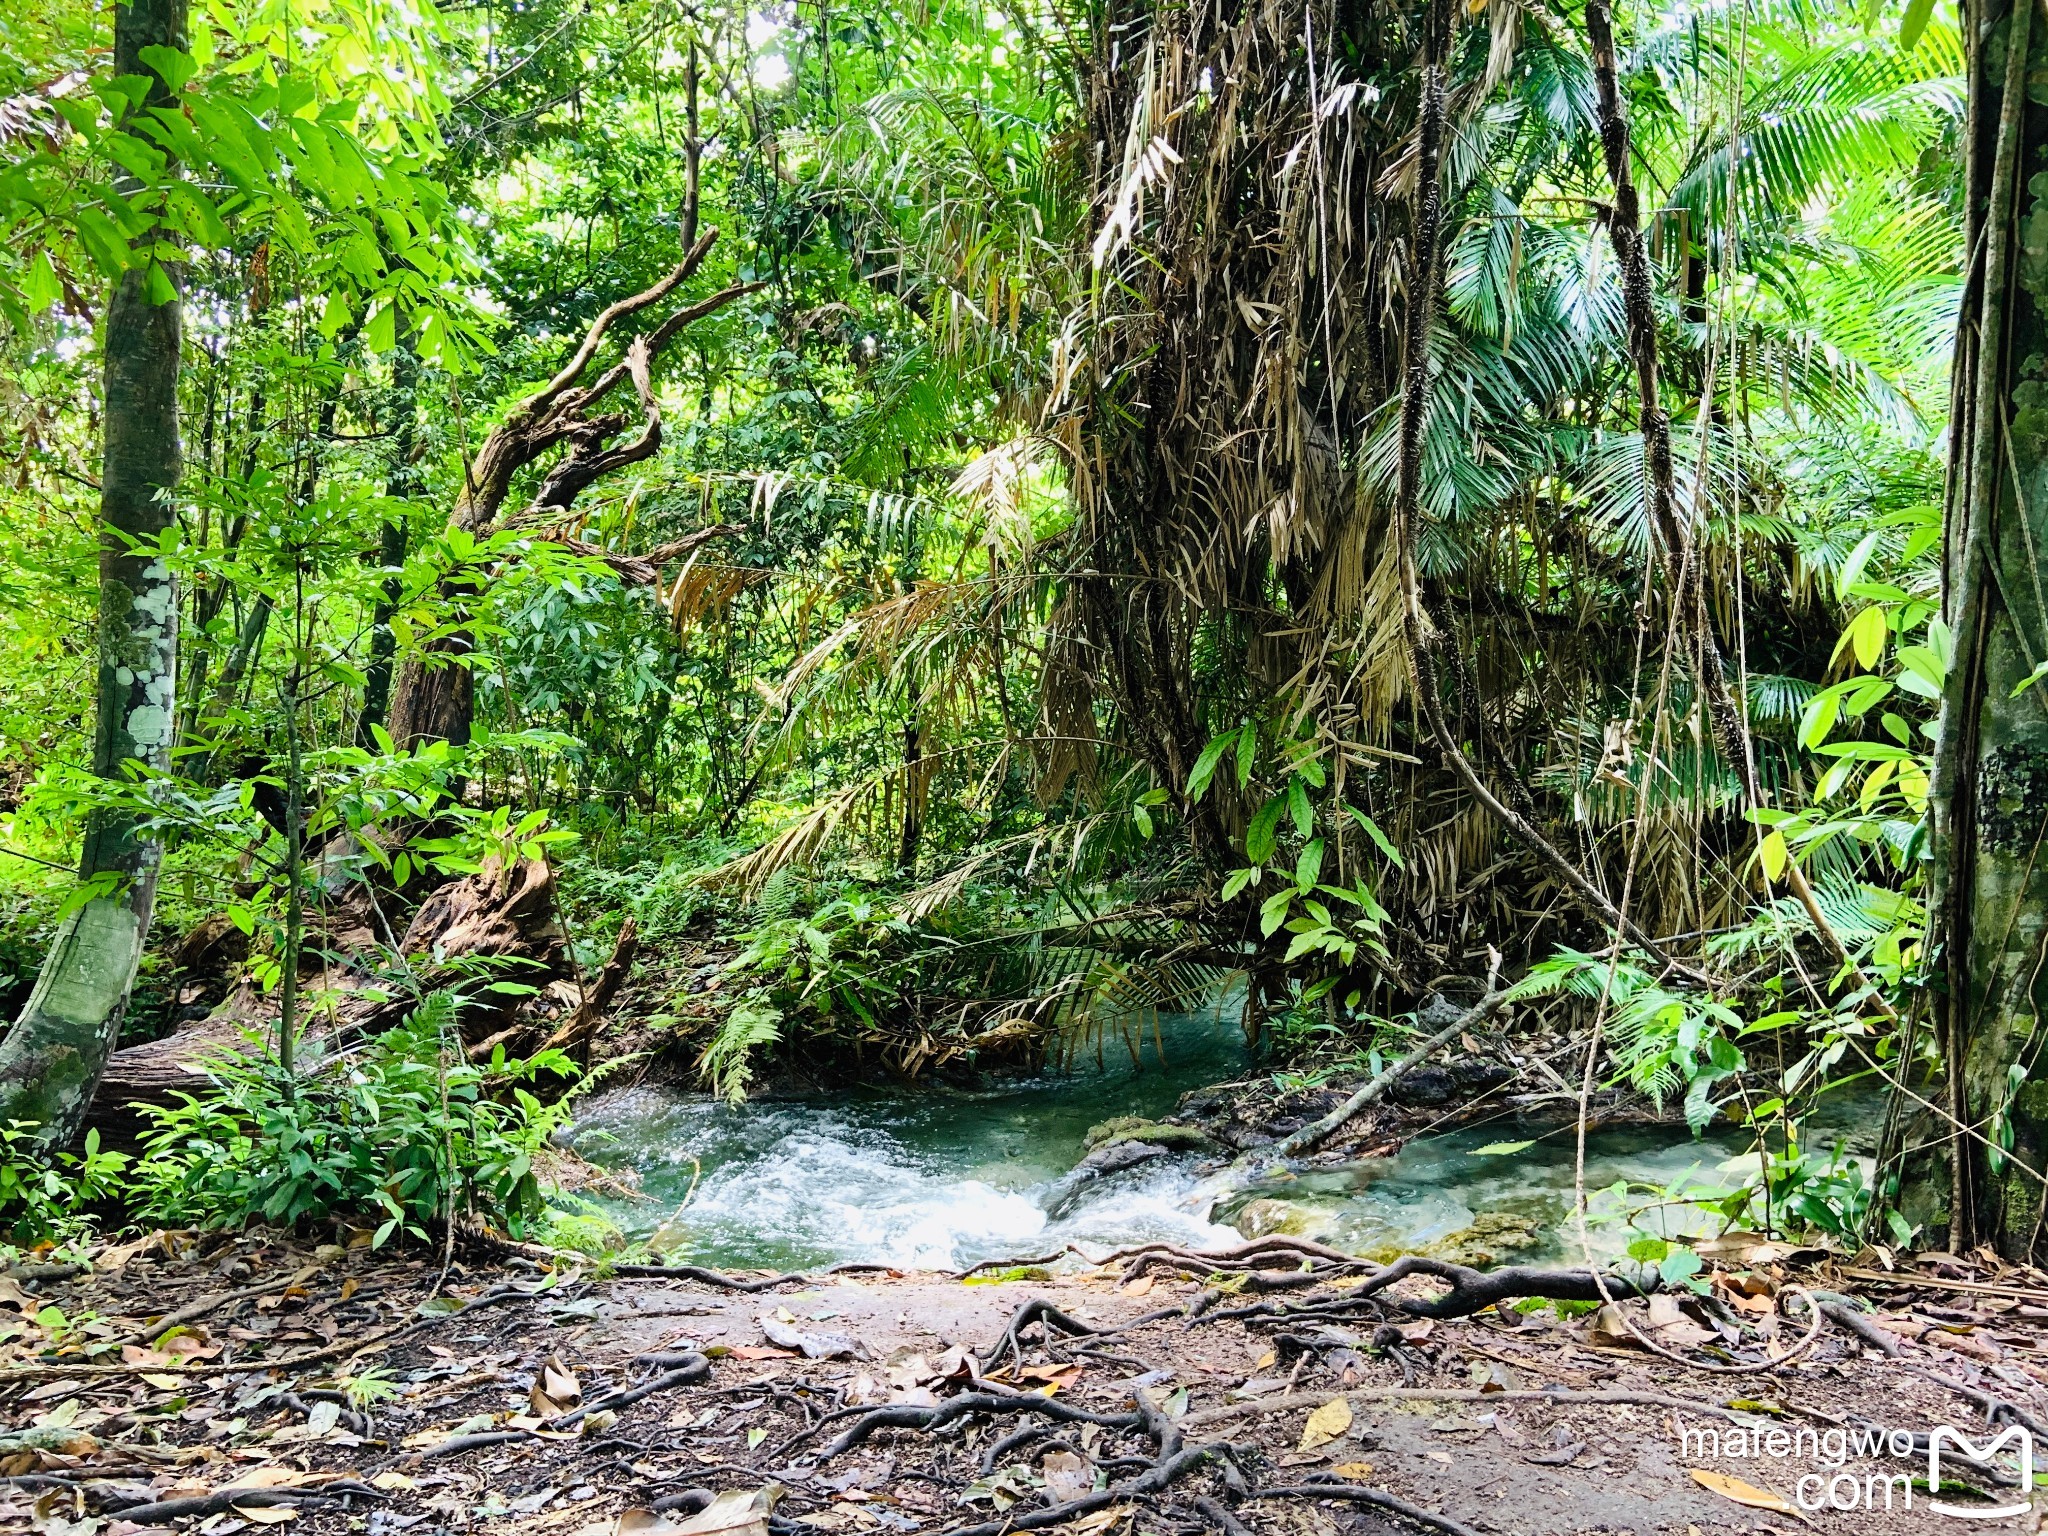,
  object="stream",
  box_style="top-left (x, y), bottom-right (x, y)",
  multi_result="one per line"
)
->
top-left (569, 1008), bottom-right (1773, 1272)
